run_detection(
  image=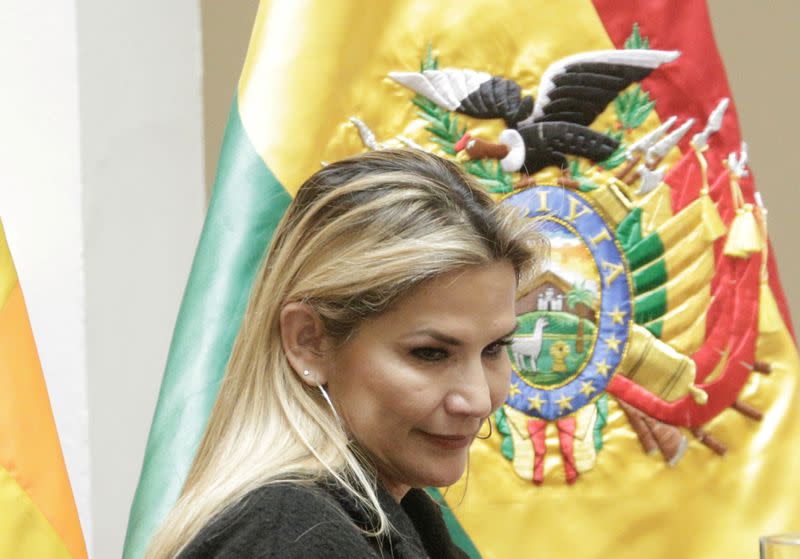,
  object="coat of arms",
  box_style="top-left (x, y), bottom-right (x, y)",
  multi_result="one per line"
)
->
top-left (347, 25), bottom-right (770, 485)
